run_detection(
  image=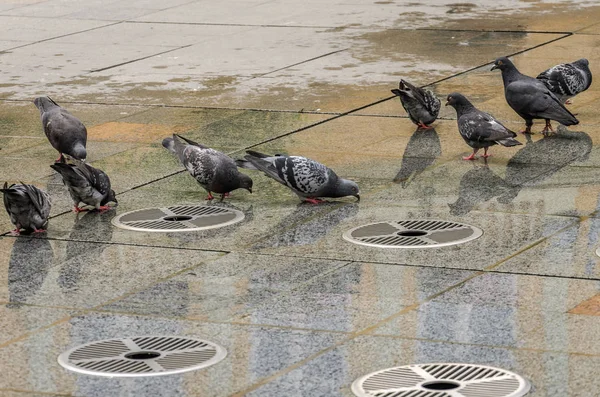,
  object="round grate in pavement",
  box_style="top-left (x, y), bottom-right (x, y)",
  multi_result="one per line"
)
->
top-left (352, 363), bottom-right (530, 397)
top-left (58, 336), bottom-right (227, 377)
top-left (343, 219), bottom-right (482, 249)
top-left (111, 205), bottom-right (244, 232)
